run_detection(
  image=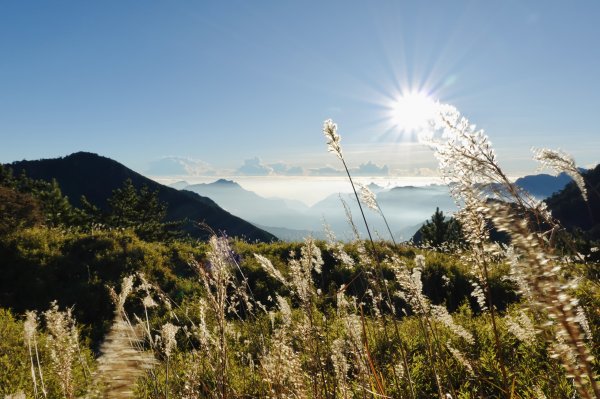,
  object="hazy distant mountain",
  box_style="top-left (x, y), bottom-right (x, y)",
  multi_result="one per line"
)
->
top-left (7, 152), bottom-right (276, 242)
top-left (514, 172), bottom-right (574, 199)
top-left (310, 185), bottom-right (457, 240)
top-left (256, 225), bottom-right (326, 242)
top-left (169, 180), bottom-right (190, 190)
top-left (183, 179), bottom-right (314, 229)
top-left (395, 223), bottom-right (426, 242)
top-left (181, 179), bottom-right (457, 242)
